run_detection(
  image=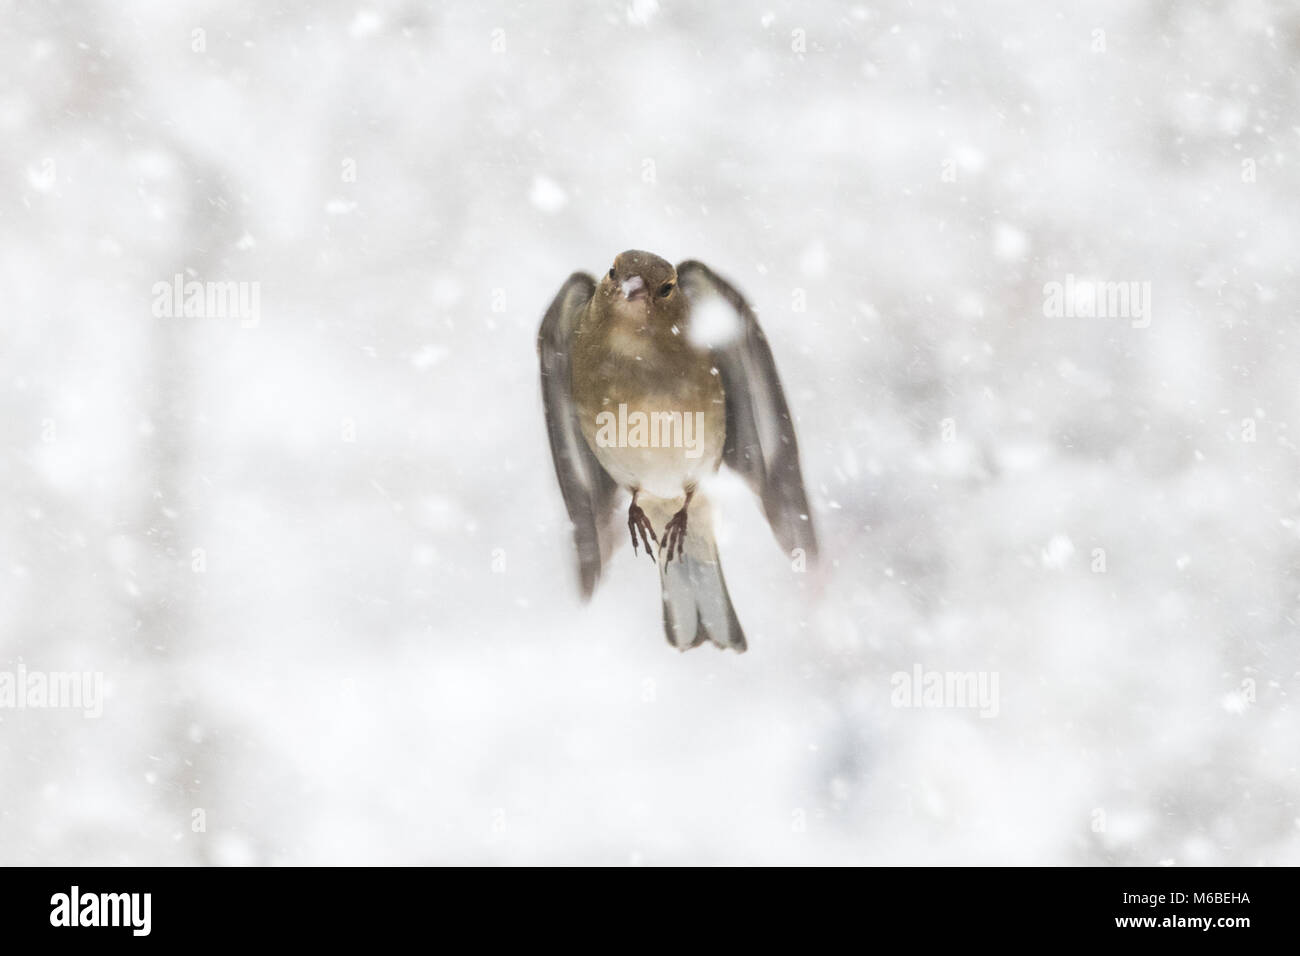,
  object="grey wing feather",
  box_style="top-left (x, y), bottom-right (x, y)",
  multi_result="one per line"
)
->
top-left (677, 260), bottom-right (819, 562)
top-left (538, 272), bottom-right (620, 598)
